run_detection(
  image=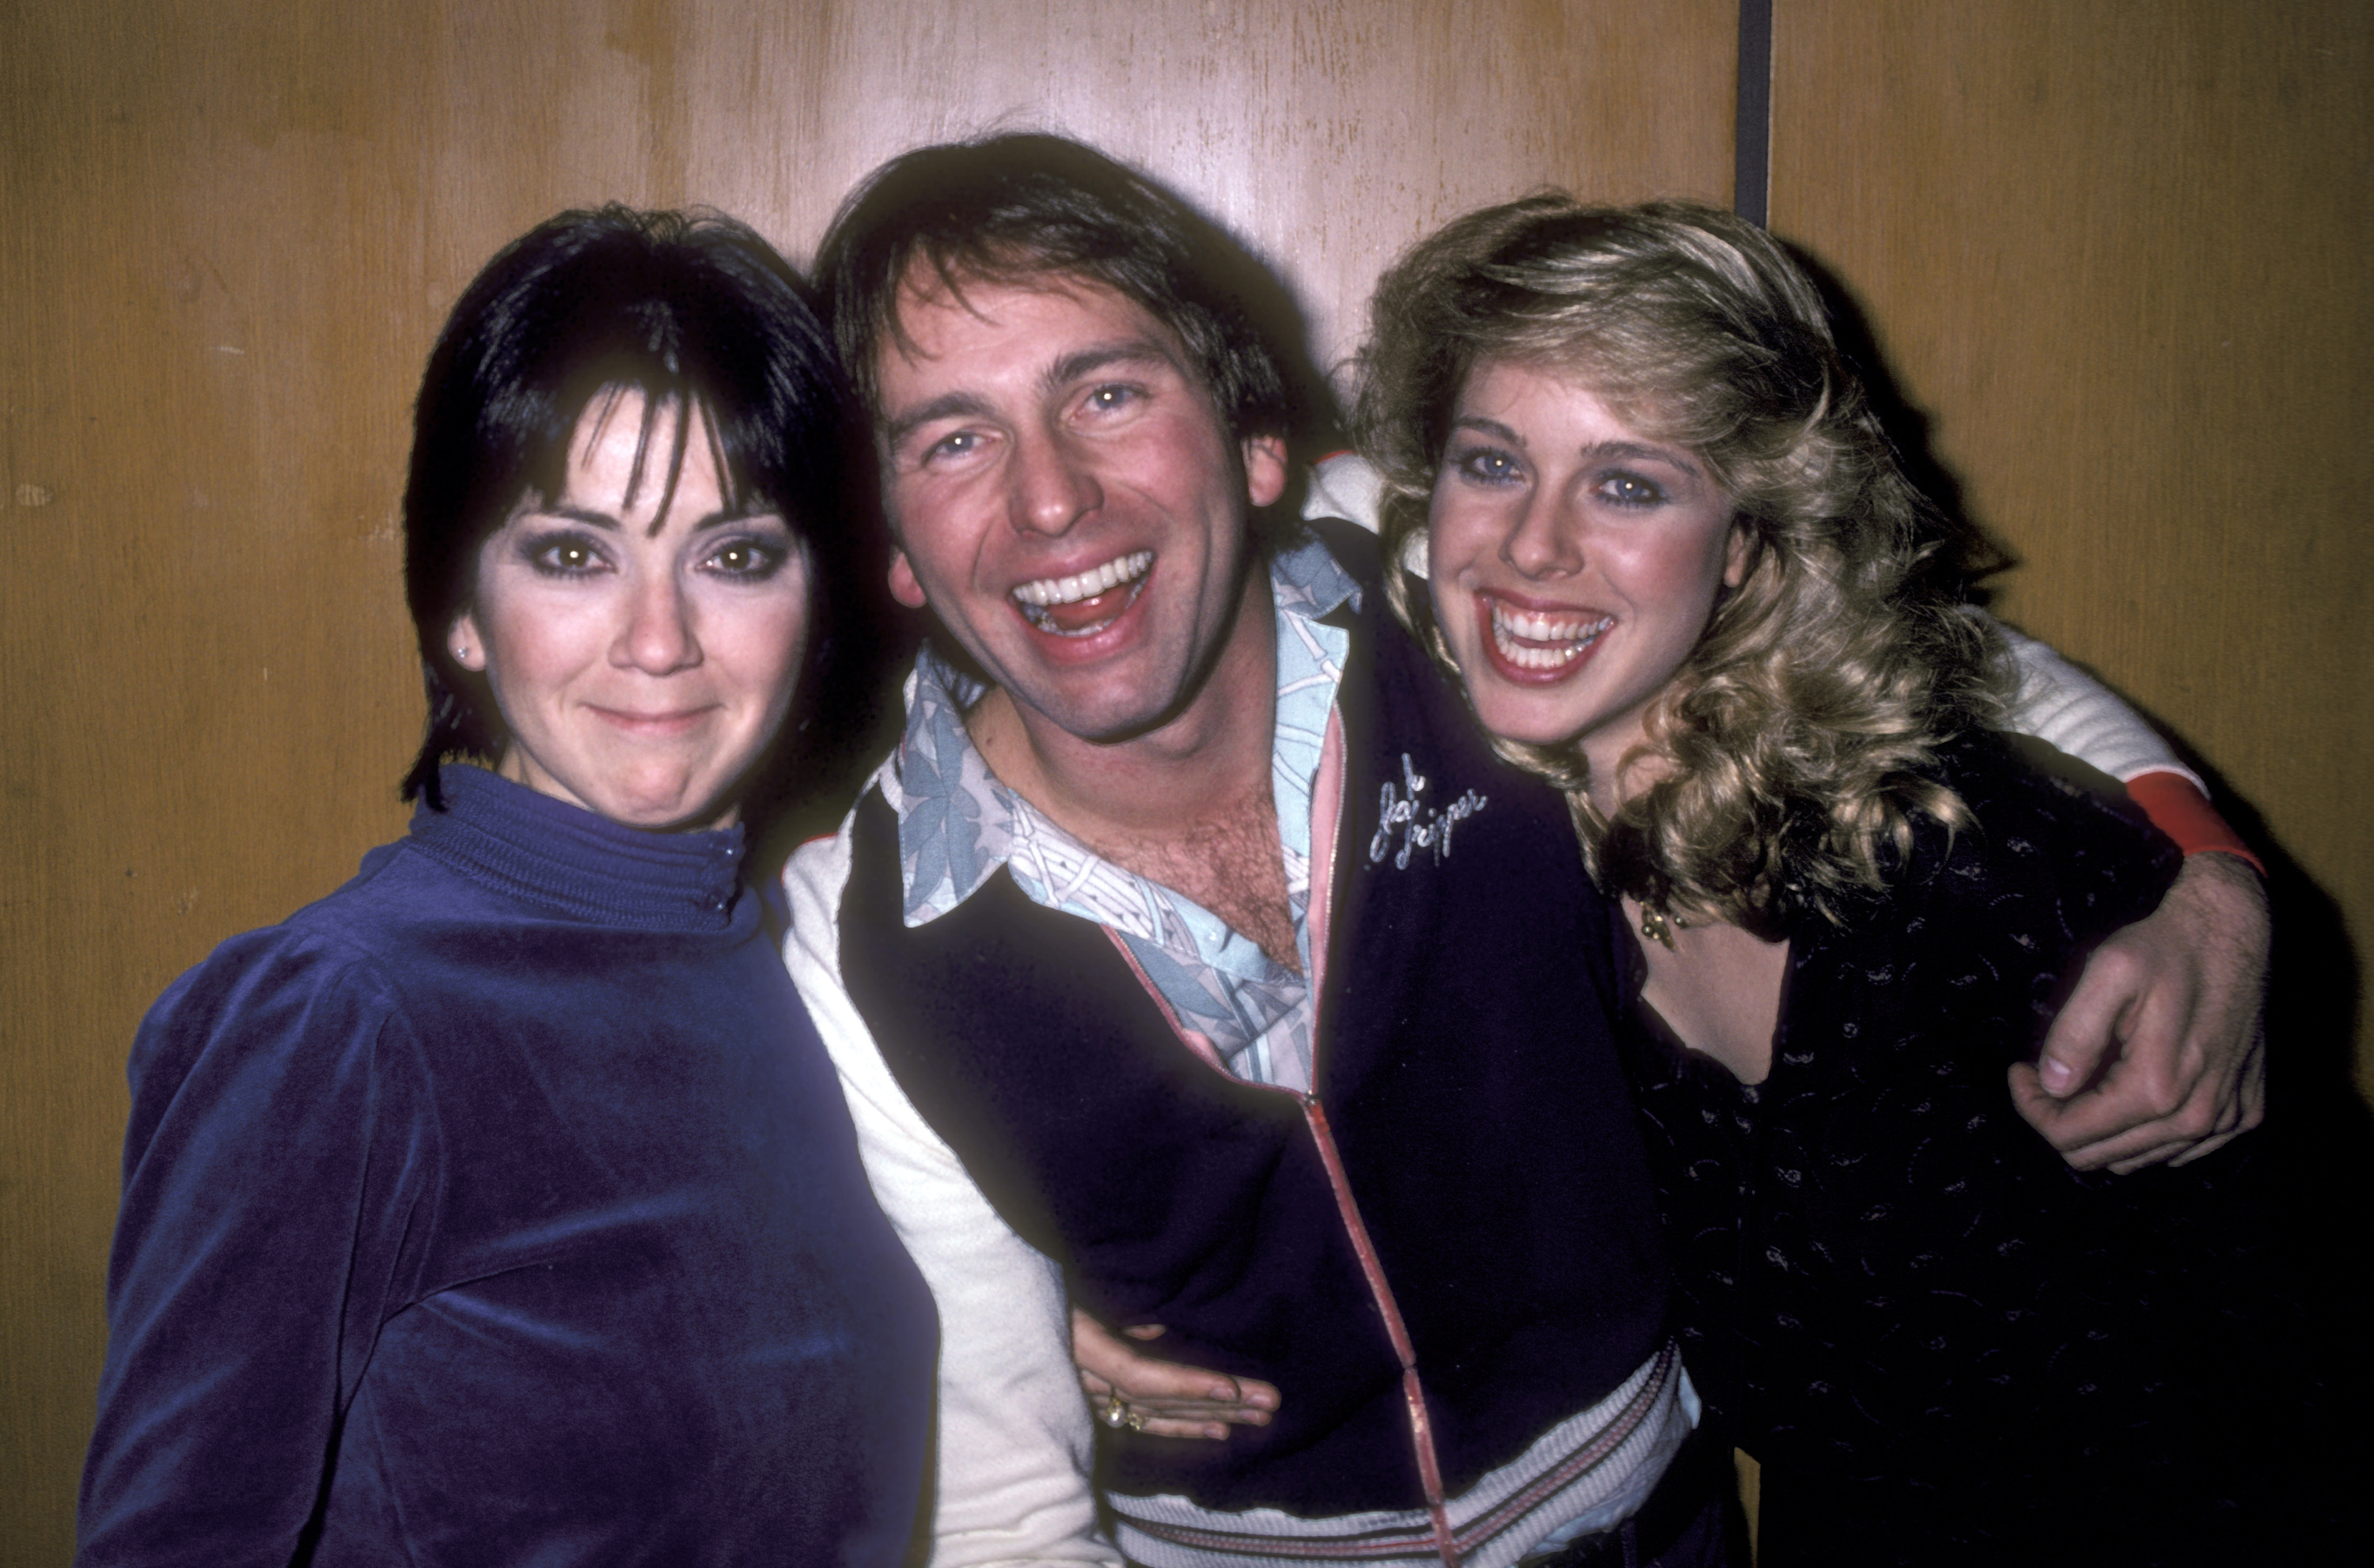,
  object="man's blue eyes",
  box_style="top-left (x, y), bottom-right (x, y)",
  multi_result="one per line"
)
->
top-left (916, 385), bottom-right (1144, 465)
